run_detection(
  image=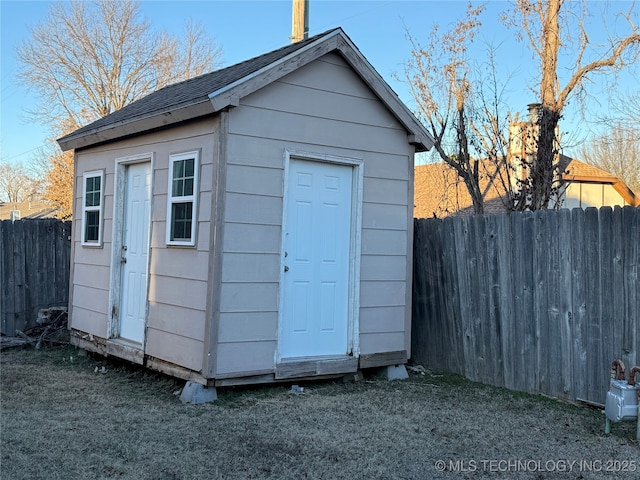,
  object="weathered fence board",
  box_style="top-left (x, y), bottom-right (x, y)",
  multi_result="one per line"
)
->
top-left (412, 206), bottom-right (640, 406)
top-left (0, 219), bottom-right (71, 335)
